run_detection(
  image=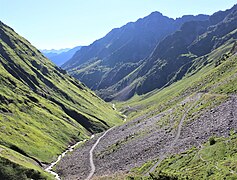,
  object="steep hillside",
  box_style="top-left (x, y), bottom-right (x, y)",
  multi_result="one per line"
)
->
top-left (0, 21), bottom-right (122, 179)
top-left (56, 29), bottom-right (237, 179)
top-left (62, 12), bottom-right (208, 93)
top-left (42, 46), bottom-right (82, 66)
top-left (99, 4), bottom-right (237, 101)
